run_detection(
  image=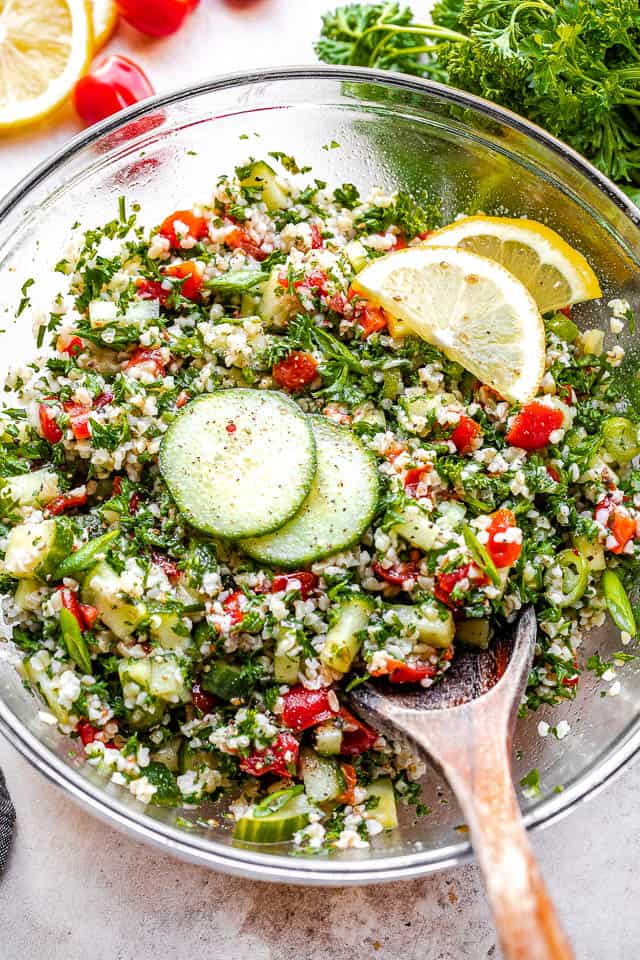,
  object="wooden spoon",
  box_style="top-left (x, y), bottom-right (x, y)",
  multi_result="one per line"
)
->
top-left (348, 606), bottom-right (574, 960)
